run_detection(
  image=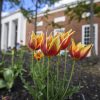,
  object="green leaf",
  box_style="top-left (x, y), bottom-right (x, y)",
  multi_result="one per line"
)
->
top-left (0, 79), bottom-right (6, 88)
top-left (3, 68), bottom-right (14, 89)
top-left (3, 68), bottom-right (14, 82)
